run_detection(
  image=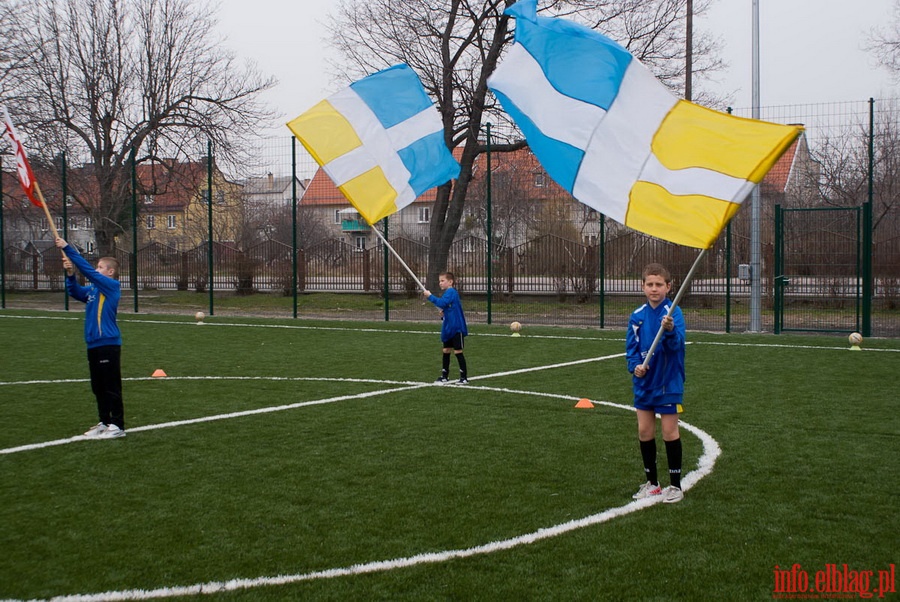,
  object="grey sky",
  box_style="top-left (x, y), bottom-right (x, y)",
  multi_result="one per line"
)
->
top-left (217, 0), bottom-right (898, 138)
